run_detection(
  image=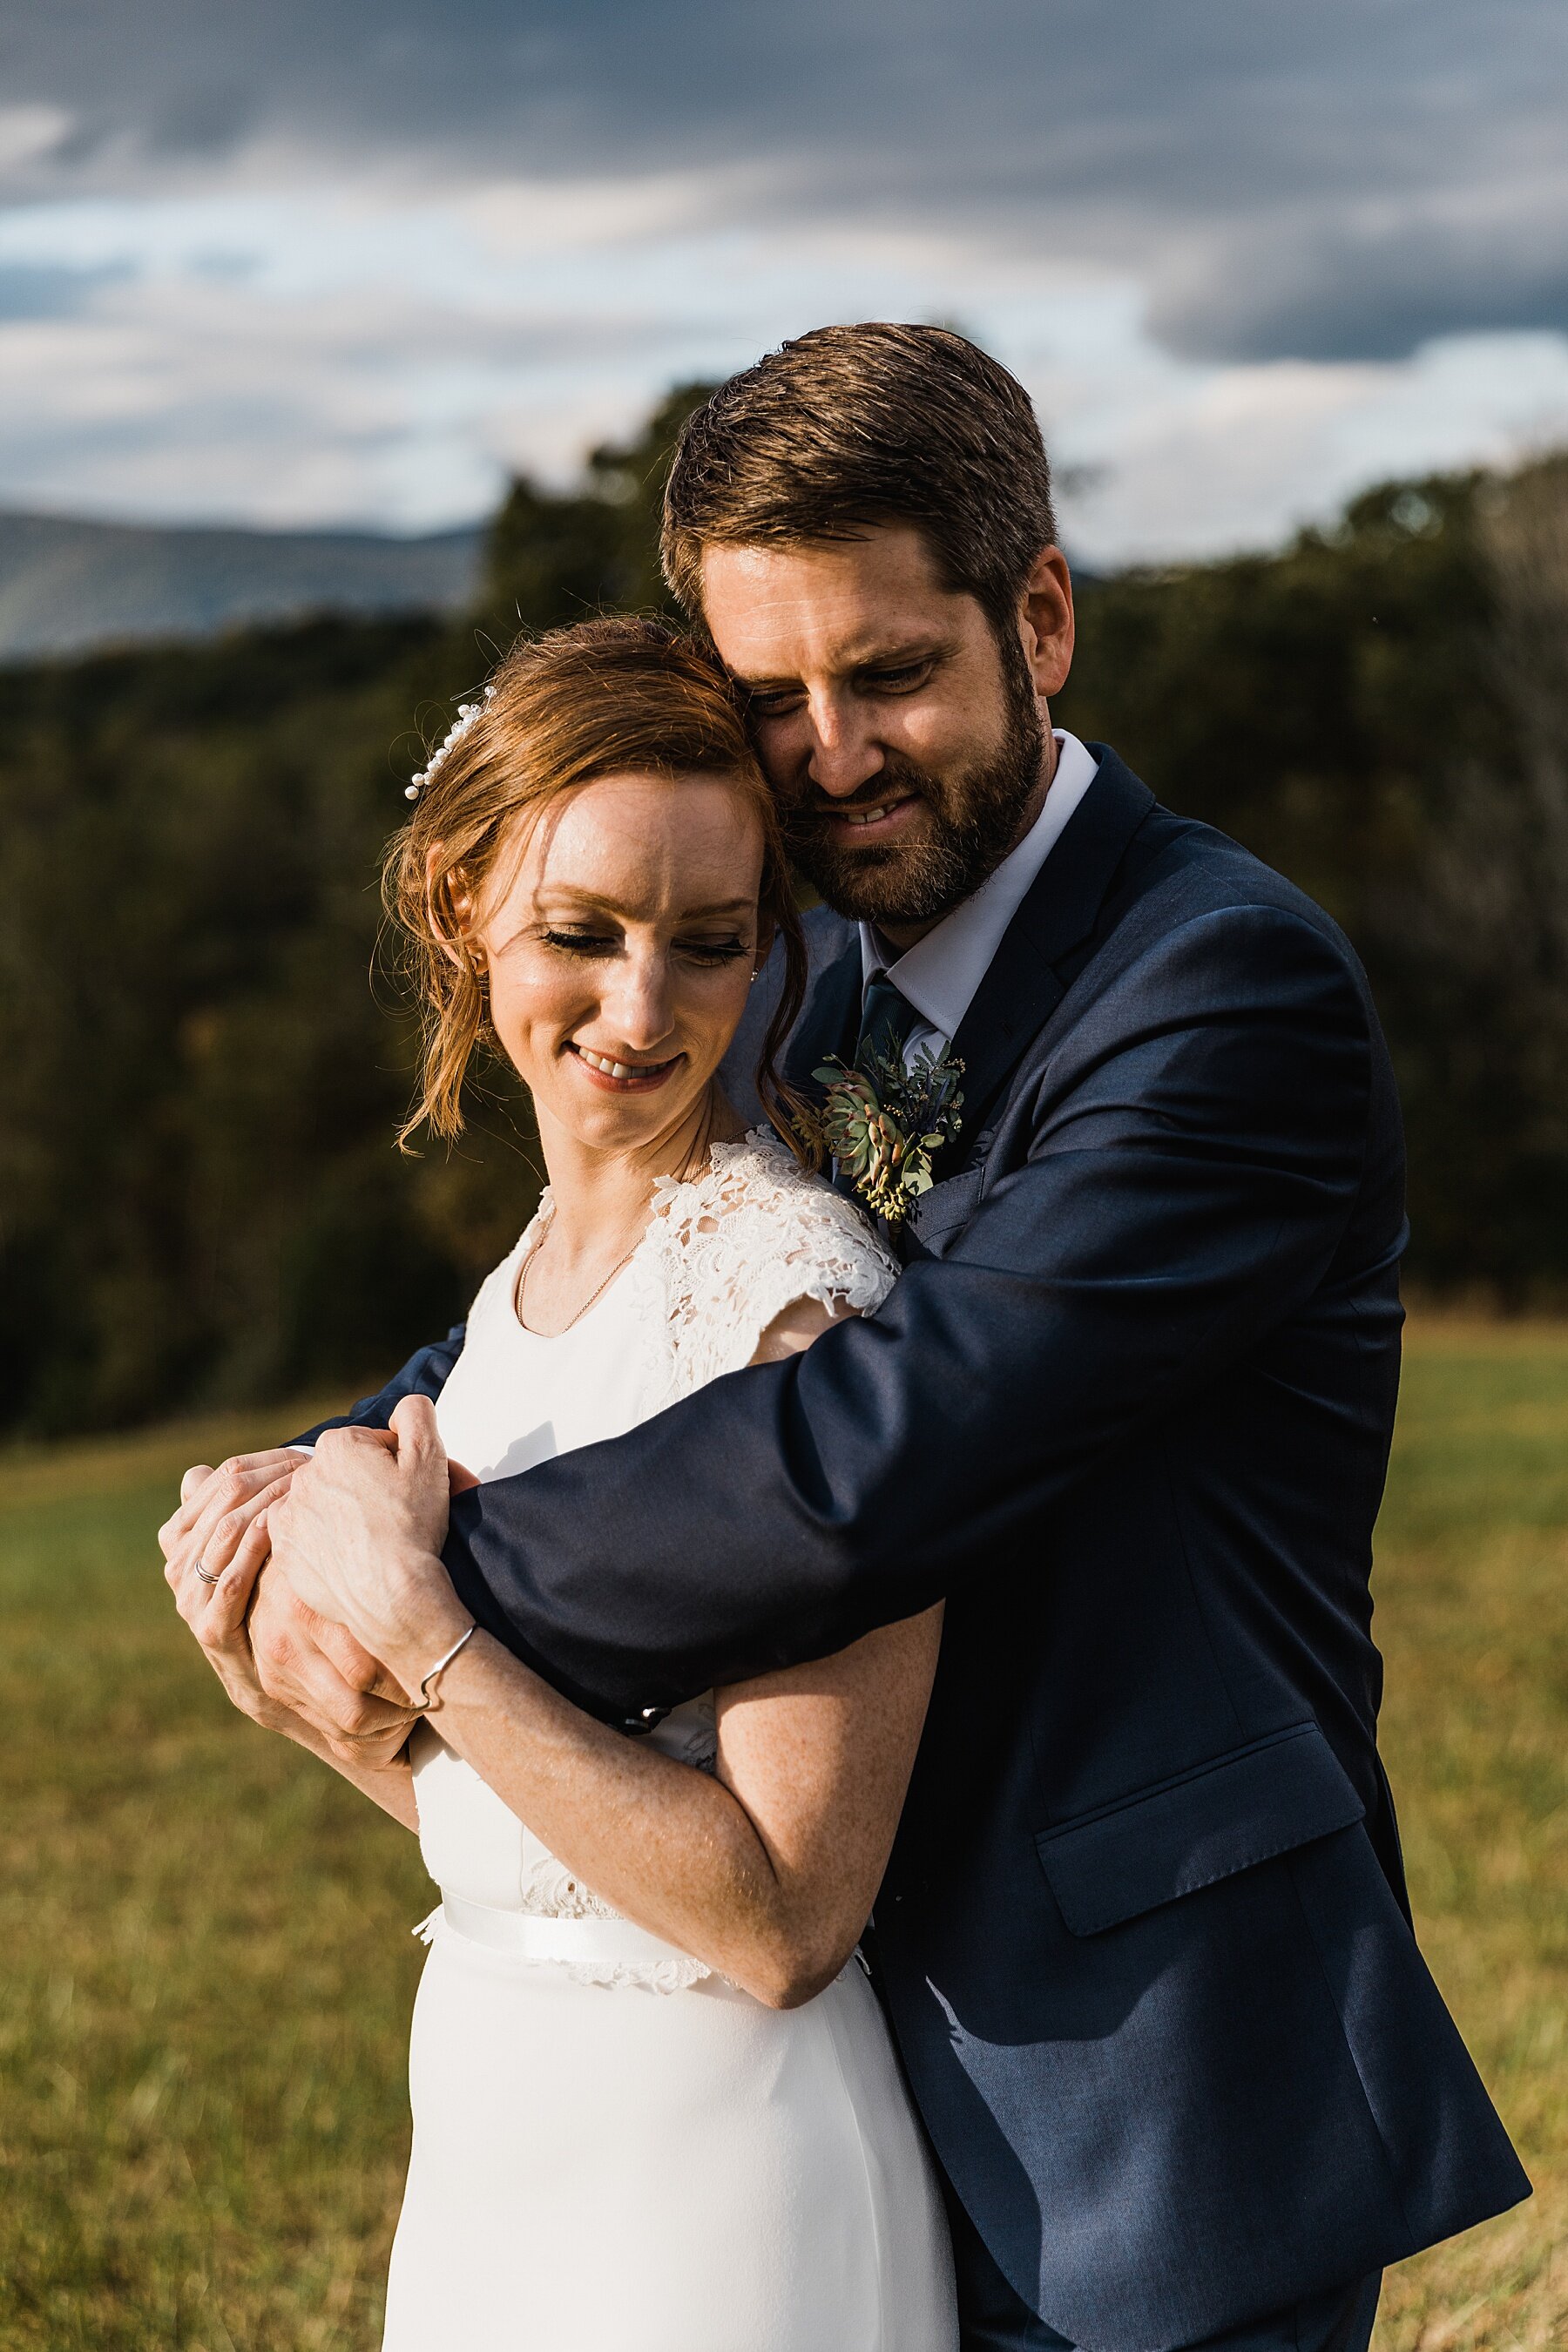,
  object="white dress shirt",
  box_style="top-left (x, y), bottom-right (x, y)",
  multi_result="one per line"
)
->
top-left (858, 729), bottom-right (1100, 1060)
